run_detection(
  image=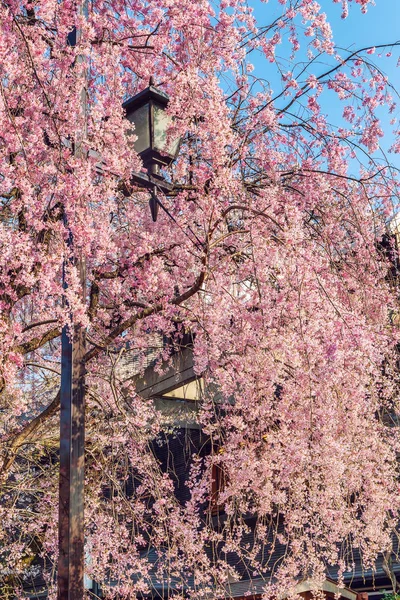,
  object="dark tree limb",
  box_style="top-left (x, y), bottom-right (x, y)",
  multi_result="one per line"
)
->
top-left (13, 327), bottom-right (61, 355)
